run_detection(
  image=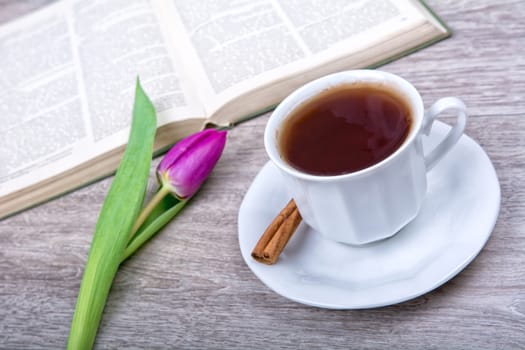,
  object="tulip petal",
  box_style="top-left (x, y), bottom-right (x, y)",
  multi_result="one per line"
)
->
top-left (157, 129), bottom-right (227, 198)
